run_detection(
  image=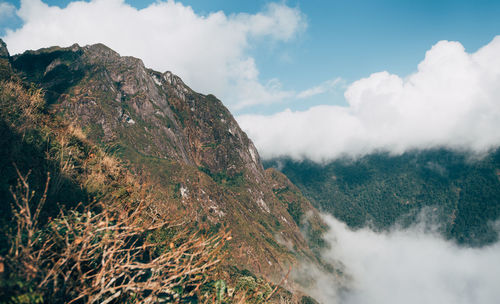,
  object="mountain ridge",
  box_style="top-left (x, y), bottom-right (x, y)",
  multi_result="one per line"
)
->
top-left (0, 39), bottom-right (329, 297)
